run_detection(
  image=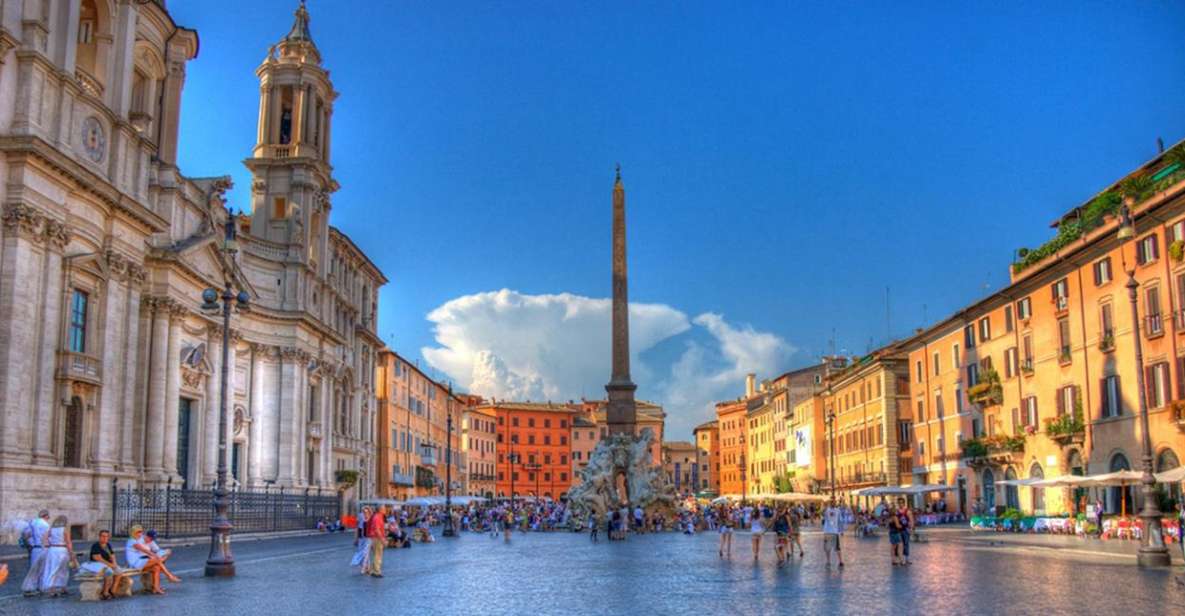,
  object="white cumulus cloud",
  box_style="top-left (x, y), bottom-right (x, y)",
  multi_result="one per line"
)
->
top-left (421, 289), bottom-right (795, 439)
